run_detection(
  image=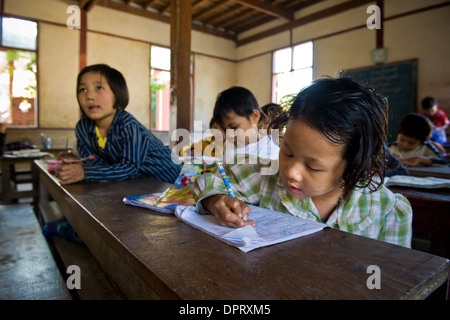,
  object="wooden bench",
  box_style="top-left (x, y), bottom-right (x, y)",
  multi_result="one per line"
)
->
top-left (39, 201), bottom-right (125, 300)
top-left (0, 203), bottom-right (71, 300)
